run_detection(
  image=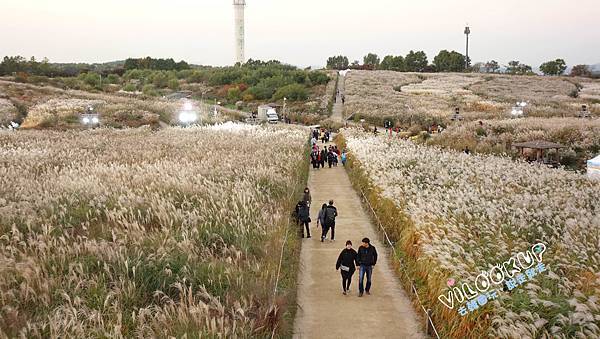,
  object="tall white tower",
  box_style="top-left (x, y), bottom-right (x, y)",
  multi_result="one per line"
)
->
top-left (233, 0), bottom-right (246, 65)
